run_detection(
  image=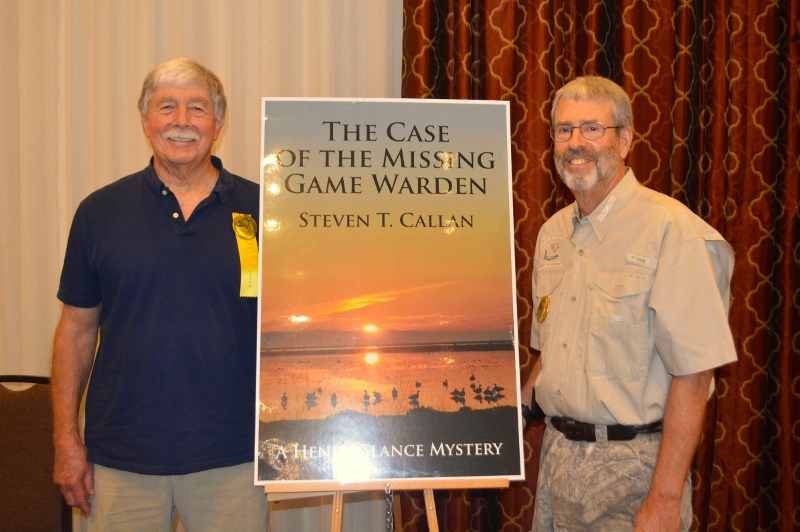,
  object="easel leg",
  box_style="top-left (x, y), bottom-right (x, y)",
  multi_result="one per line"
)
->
top-left (393, 494), bottom-right (402, 531)
top-left (331, 491), bottom-right (343, 532)
top-left (423, 489), bottom-right (439, 532)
